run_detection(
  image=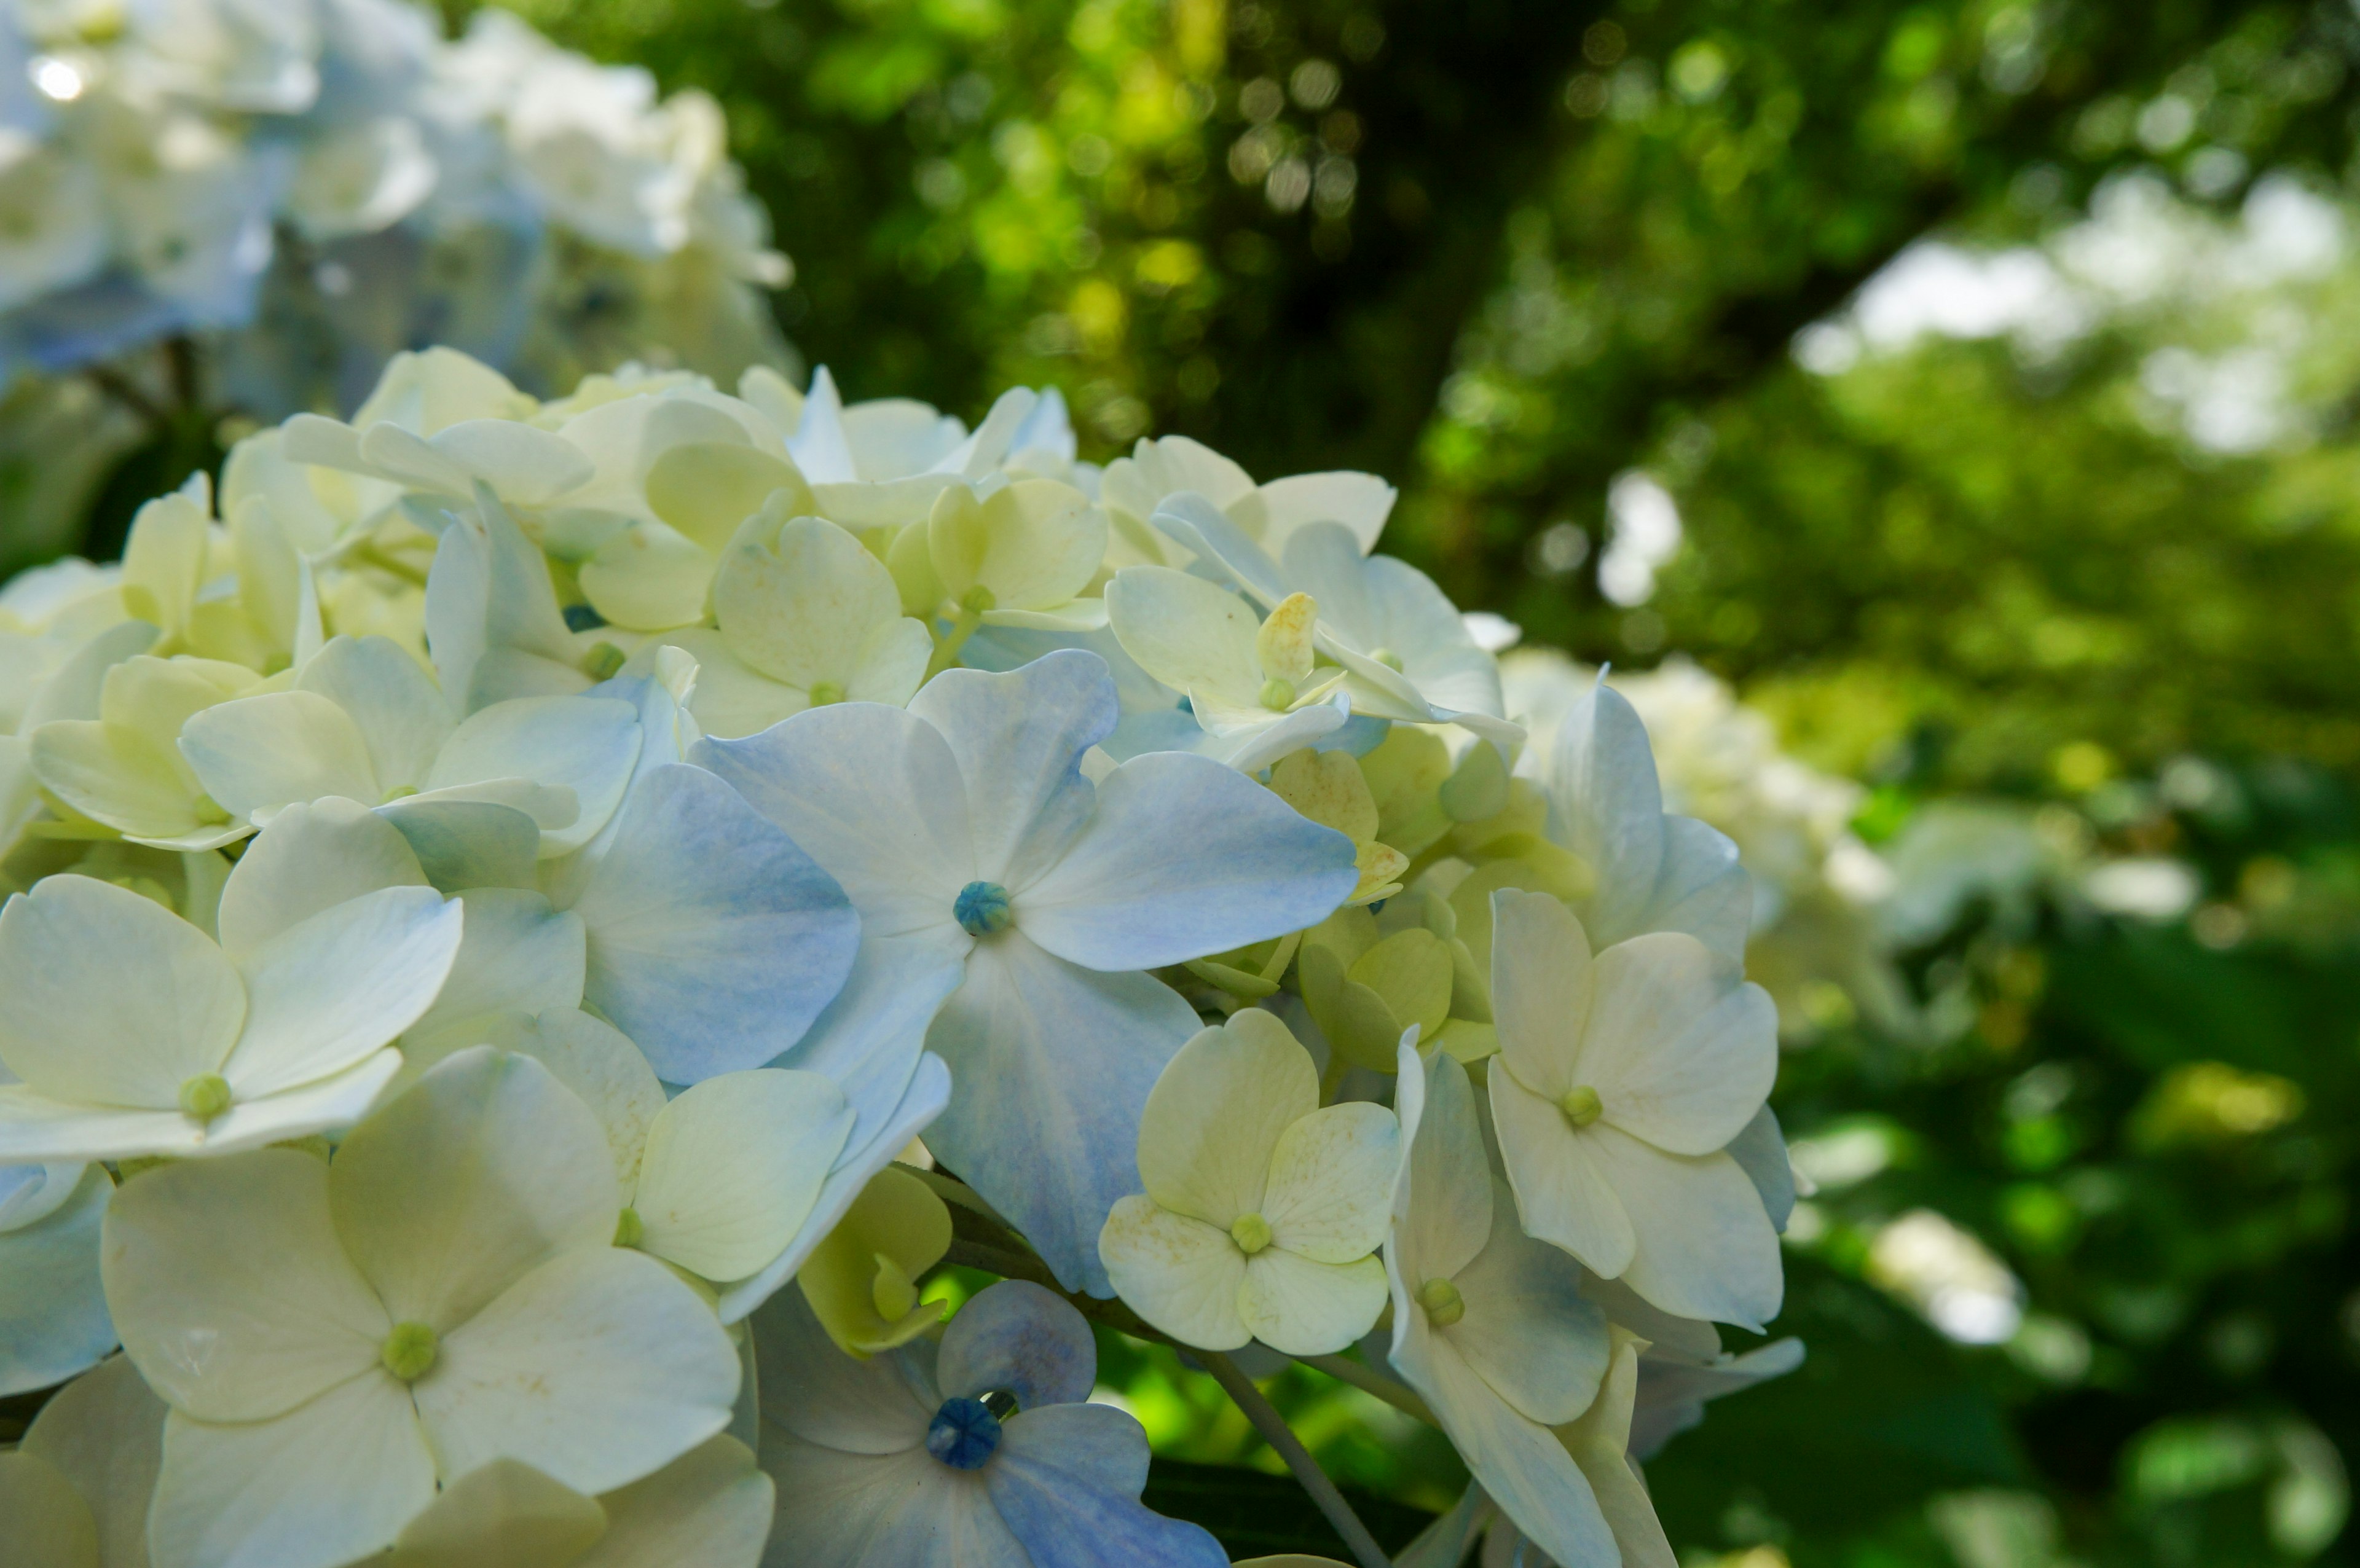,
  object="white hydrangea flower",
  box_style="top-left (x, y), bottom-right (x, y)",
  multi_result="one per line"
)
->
top-left (102, 1048), bottom-right (742, 1568)
top-left (1486, 888), bottom-right (1784, 1328)
top-left (1099, 1009), bottom-right (1397, 1355)
top-left (1099, 434), bottom-right (1396, 569)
